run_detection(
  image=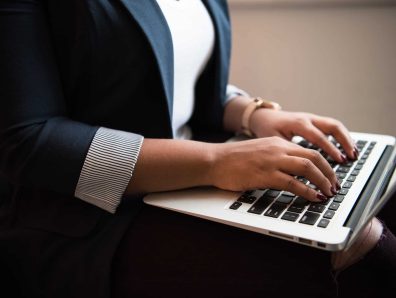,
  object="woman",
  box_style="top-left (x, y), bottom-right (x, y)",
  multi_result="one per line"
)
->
top-left (0, 0), bottom-right (394, 297)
